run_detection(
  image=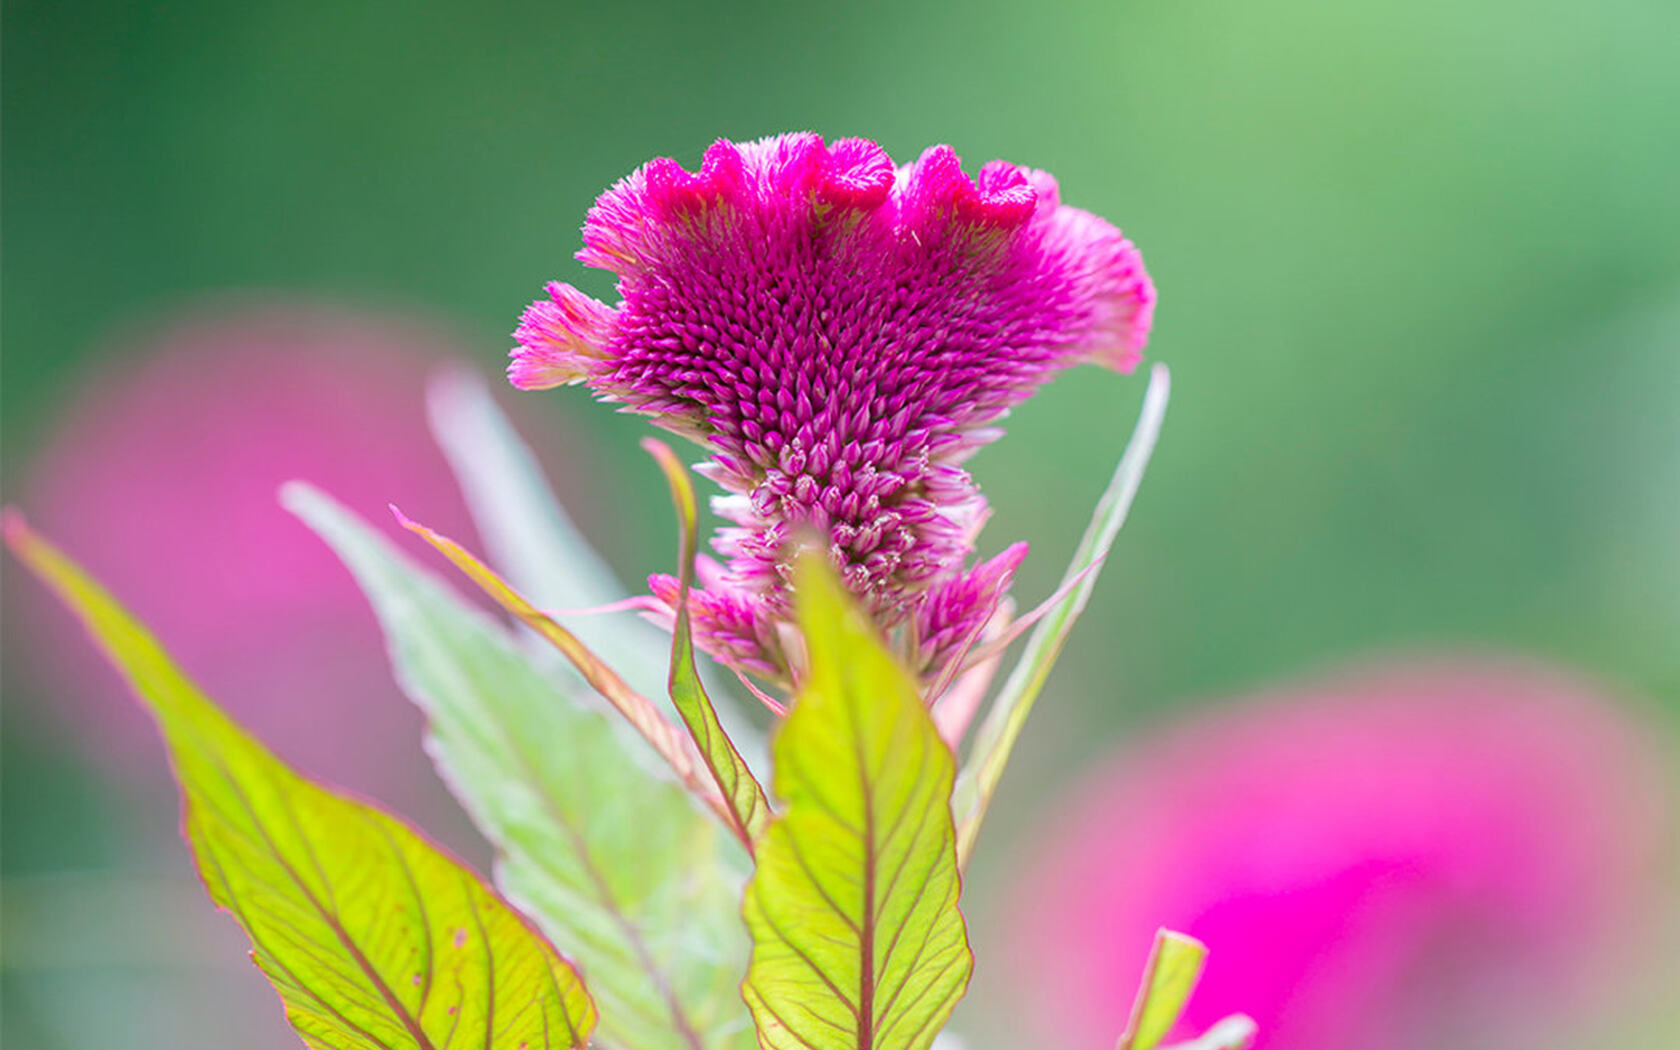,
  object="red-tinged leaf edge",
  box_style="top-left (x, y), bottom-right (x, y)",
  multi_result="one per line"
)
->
top-left (388, 505), bottom-right (747, 838)
top-left (741, 554), bottom-right (972, 1050)
top-left (2, 508), bottom-right (599, 1049)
